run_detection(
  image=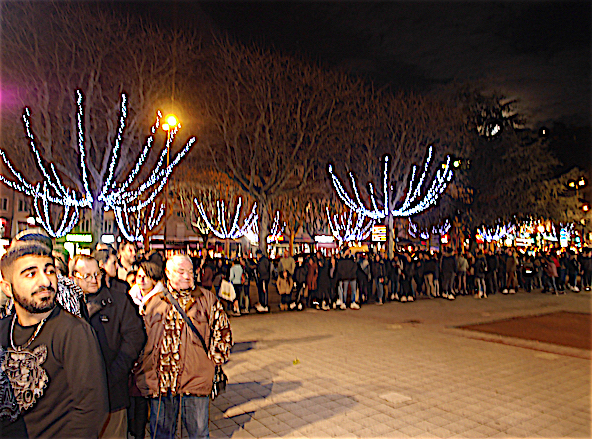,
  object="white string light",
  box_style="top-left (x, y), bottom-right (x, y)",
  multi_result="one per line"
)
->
top-left (328, 146), bottom-right (454, 220)
top-left (326, 207), bottom-right (375, 243)
top-left (0, 90), bottom-right (192, 238)
top-left (194, 197), bottom-right (258, 240)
